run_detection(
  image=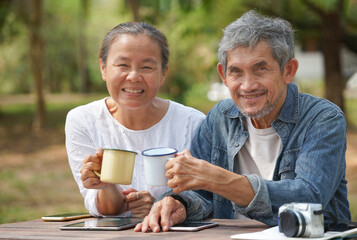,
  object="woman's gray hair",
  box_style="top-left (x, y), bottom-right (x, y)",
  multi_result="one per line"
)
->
top-left (99, 22), bottom-right (169, 71)
top-left (218, 10), bottom-right (295, 75)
